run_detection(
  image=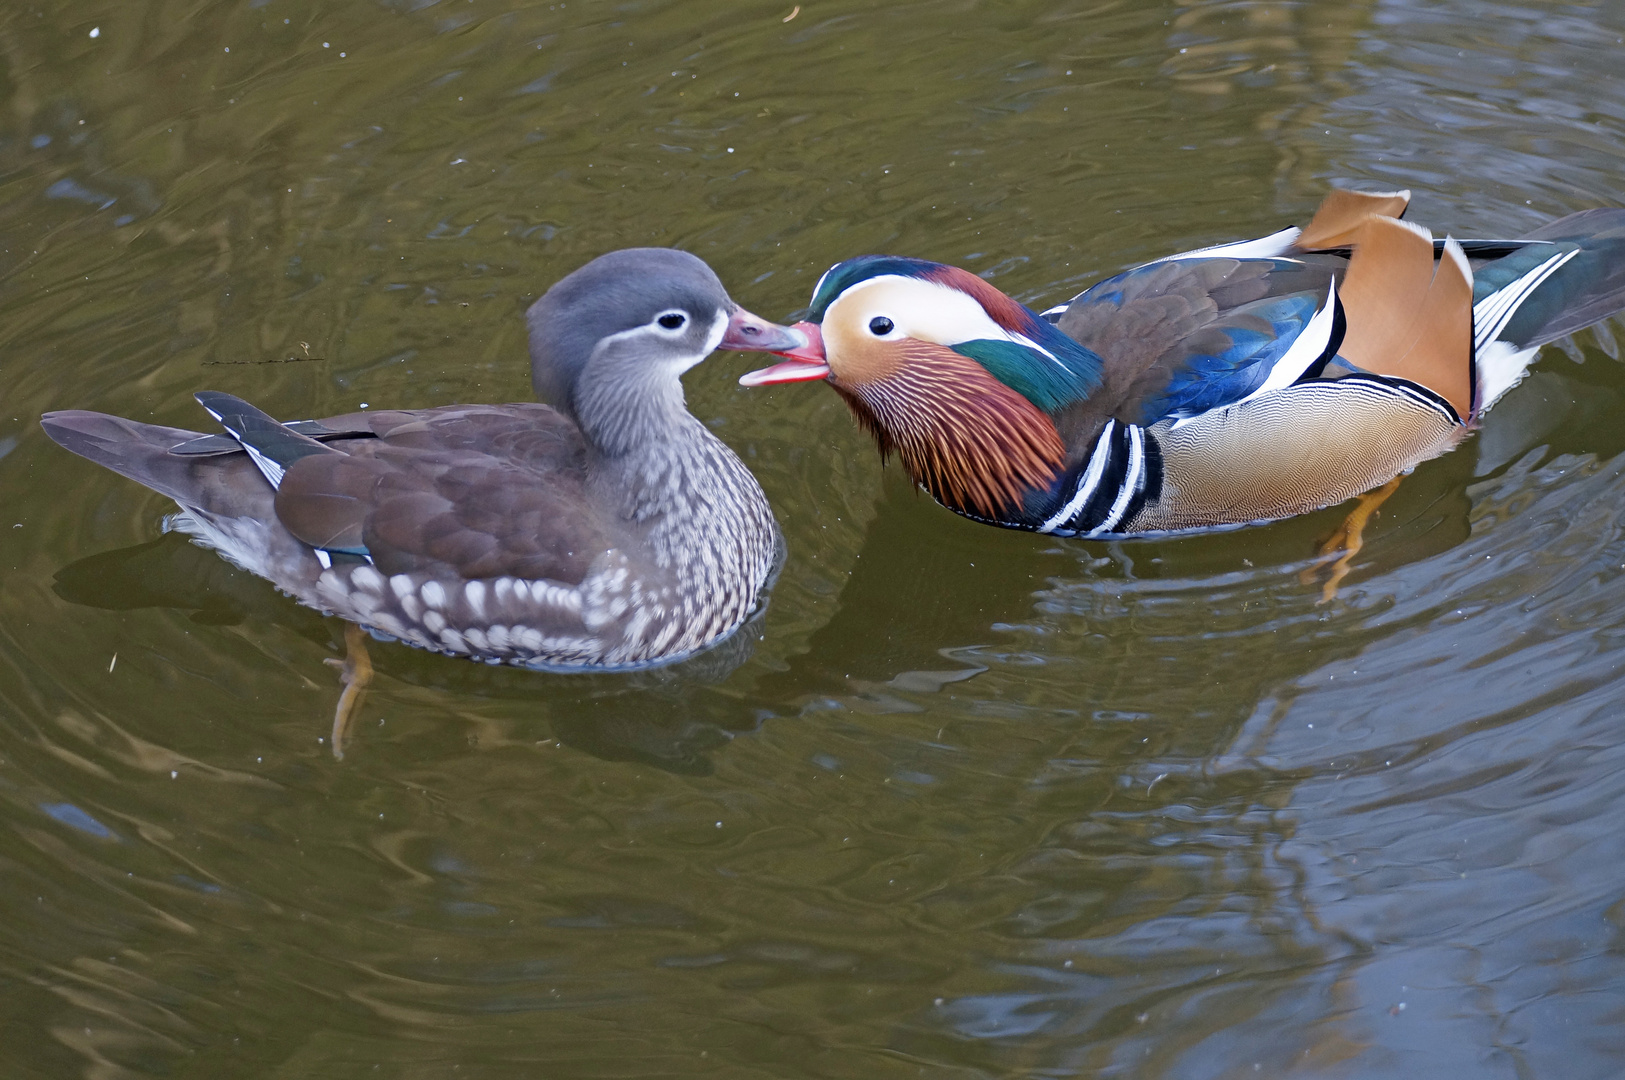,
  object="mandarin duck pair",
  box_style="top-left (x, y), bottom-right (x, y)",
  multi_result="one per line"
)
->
top-left (43, 191), bottom-right (1625, 692)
